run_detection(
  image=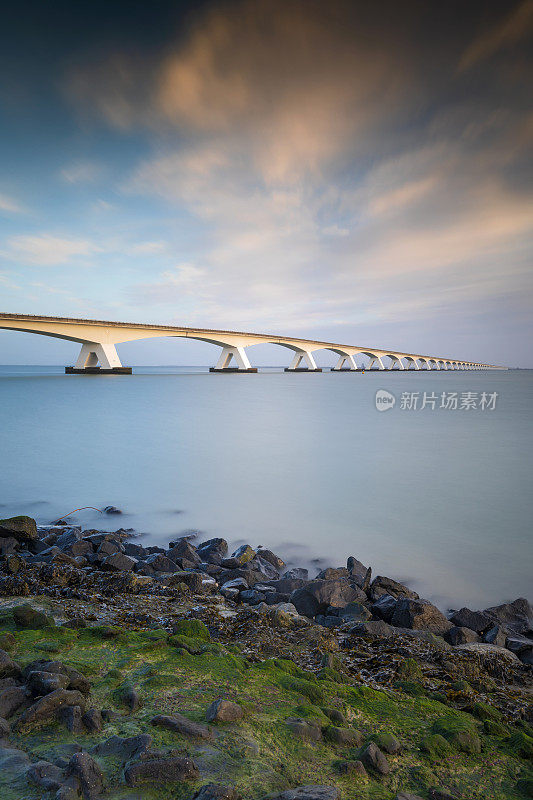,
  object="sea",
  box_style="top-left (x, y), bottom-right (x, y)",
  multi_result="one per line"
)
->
top-left (1, 365), bottom-right (531, 612)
